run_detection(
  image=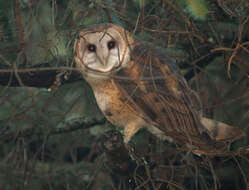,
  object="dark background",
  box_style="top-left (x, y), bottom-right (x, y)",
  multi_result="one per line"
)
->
top-left (0, 0), bottom-right (249, 189)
